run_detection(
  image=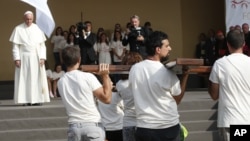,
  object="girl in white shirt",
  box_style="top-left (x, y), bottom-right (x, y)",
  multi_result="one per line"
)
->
top-left (111, 31), bottom-right (128, 65)
top-left (94, 33), bottom-right (111, 64)
top-left (58, 31), bottom-right (68, 67)
top-left (65, 32), bottom-right (78, 48)
top-left (52, 64), bottom-right (65, 97)
top-left (51, 26), bottom-right (64, 64)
